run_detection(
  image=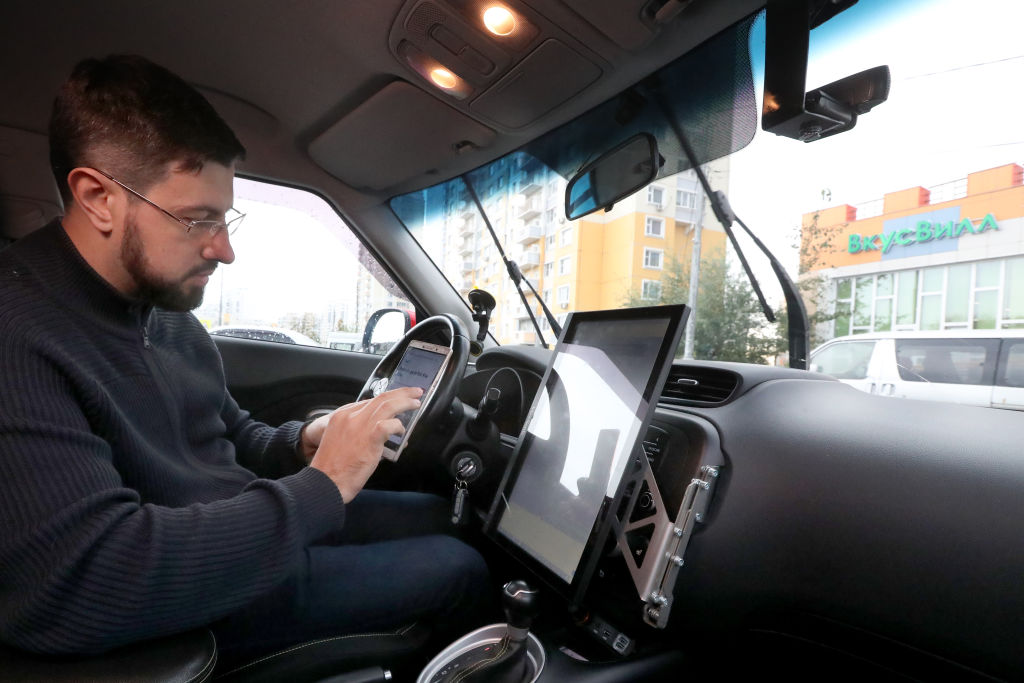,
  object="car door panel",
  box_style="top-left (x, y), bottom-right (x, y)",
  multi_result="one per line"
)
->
top-left (214, 337), bottom-right (379, 426)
